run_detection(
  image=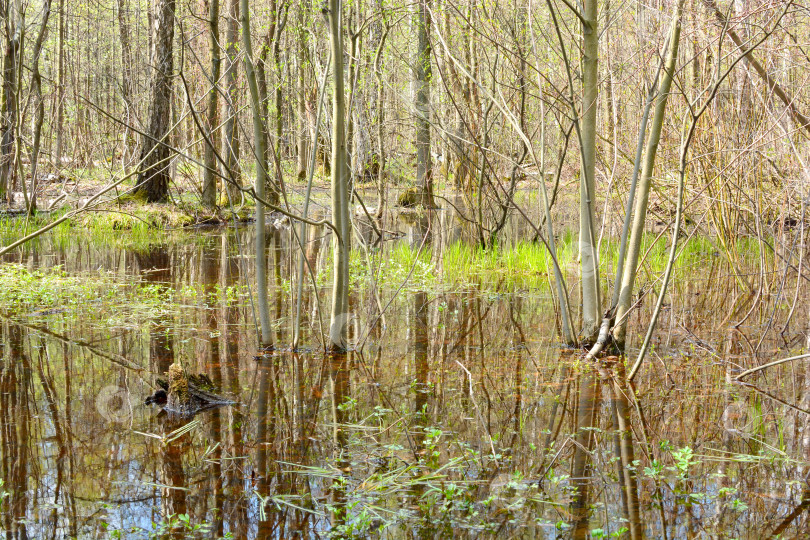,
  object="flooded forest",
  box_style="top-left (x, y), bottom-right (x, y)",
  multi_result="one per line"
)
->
top-left (2, 0), bottom-right (810, 538)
